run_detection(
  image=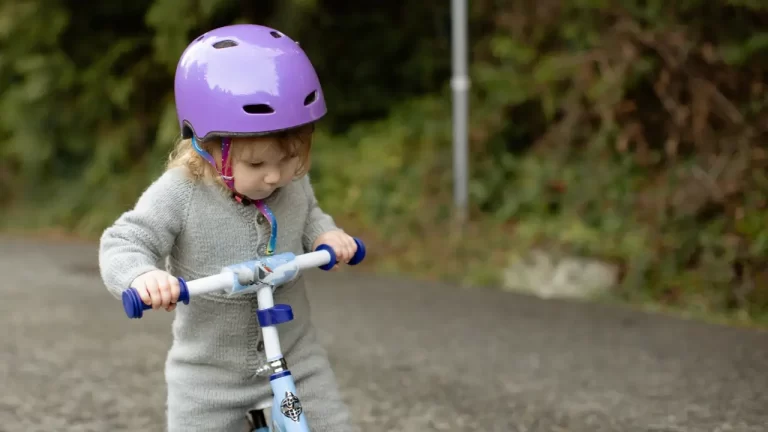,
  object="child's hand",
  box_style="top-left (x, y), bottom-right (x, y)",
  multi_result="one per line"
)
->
top-left (313, 230), bottom-right (358, 270)
top-left (130, 269), bottom-right (180, 311)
